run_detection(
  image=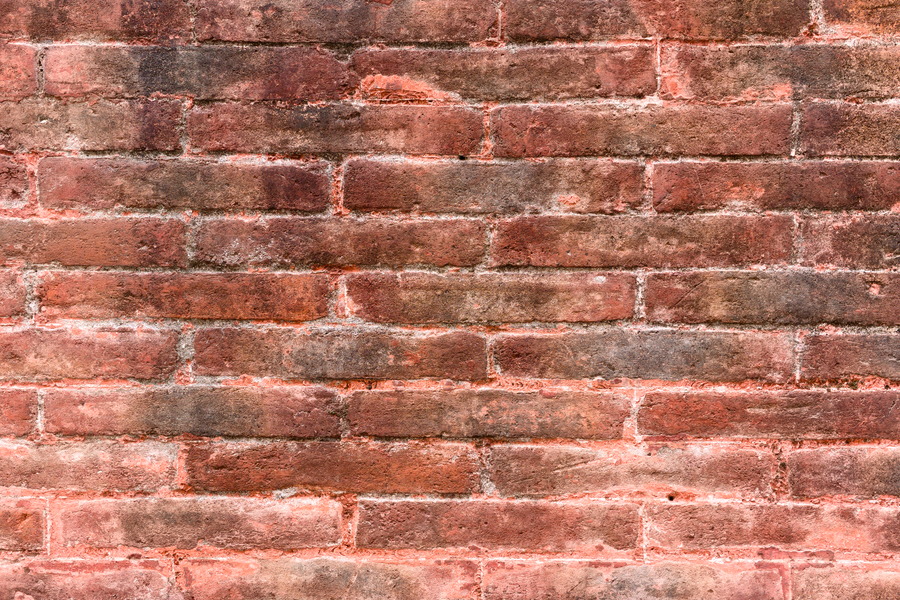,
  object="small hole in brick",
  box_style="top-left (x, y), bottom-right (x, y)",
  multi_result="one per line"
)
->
top-left (667, 494), bottom-right (675, 501)
top-left (458, 155), bottom-right (467, 160)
